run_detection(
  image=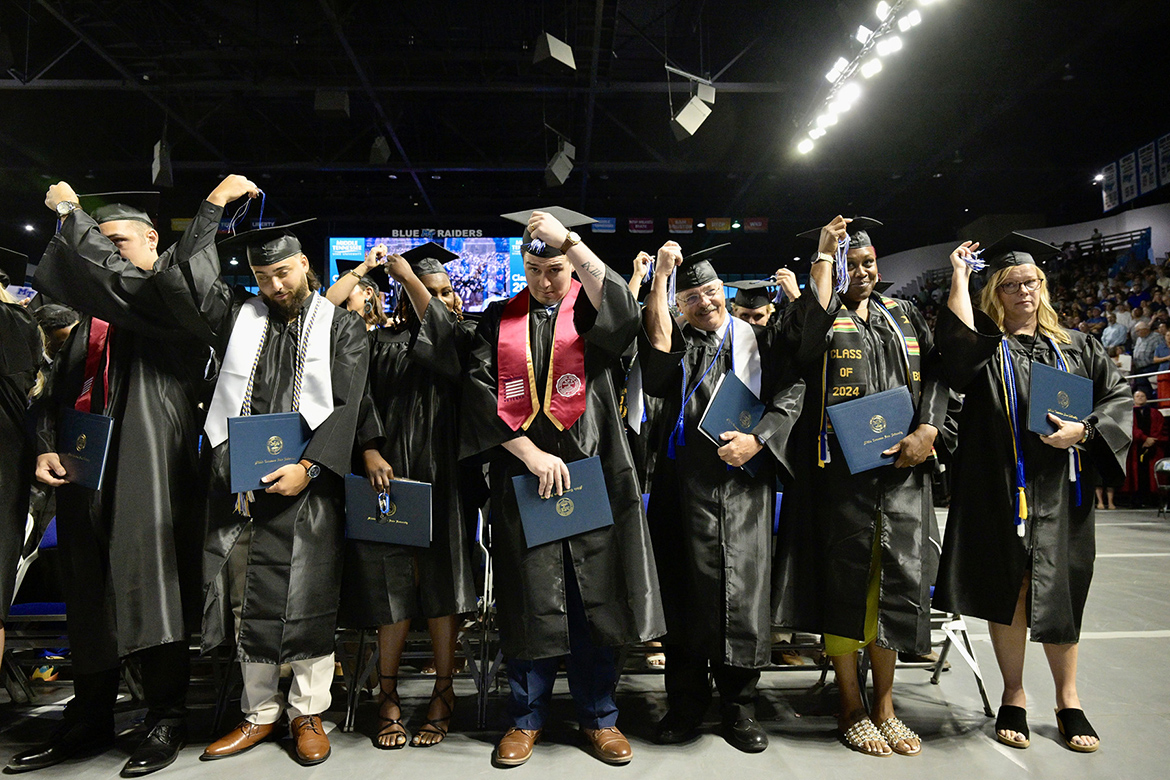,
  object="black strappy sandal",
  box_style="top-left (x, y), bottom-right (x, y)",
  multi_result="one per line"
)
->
top-left (375, 674), bottom-right (409, 750)
top-left (1055, 708), bottom-right (1099, 753)
top-left (994, 705), bottom-right (1030, 748)
top-left (411, 675), bottom-right (455, 748)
